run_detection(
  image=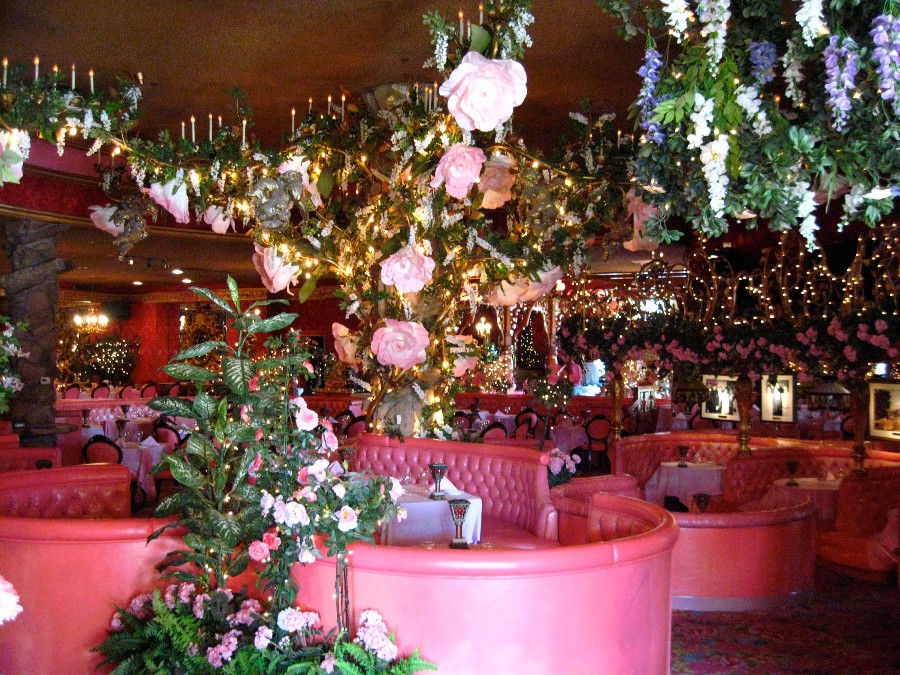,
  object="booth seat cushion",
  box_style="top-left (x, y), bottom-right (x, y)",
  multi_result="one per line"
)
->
top-left (551, 475), bottom-right (642, 545)
top-left (0, 464), bottom-right (131, 519)
top-left (353, 433), bottom-right (557, 541)
top-left (0, 446), bottom-right (61, 473)
top-left (817, 531), bottom-right (896, 572)
top-left (480, 515), bottom-right (560, 549)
